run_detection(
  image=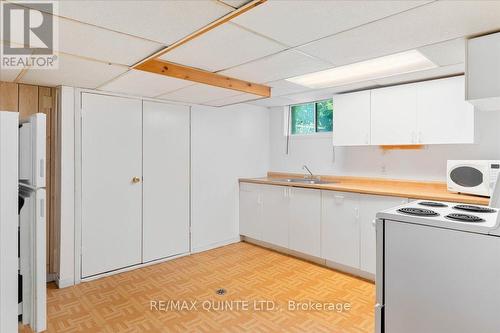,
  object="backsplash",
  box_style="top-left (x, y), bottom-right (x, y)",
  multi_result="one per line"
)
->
top-left (269, 107), bottom-right (500, 181)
